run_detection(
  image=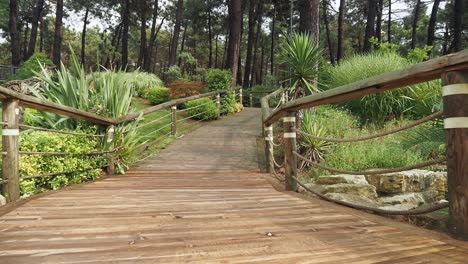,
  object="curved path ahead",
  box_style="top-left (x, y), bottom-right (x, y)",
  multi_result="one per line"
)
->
top-left (1, 108), bottom-right (468, 263)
